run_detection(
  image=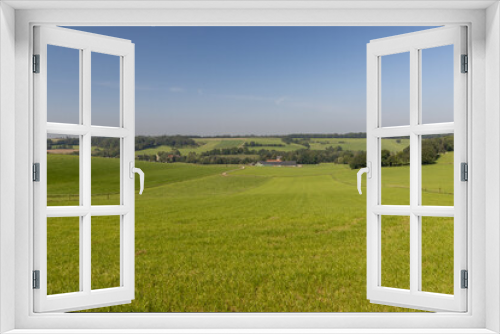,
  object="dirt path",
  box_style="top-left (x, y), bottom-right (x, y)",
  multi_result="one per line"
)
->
top-left (222, 165), bottom-right (245, 176)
